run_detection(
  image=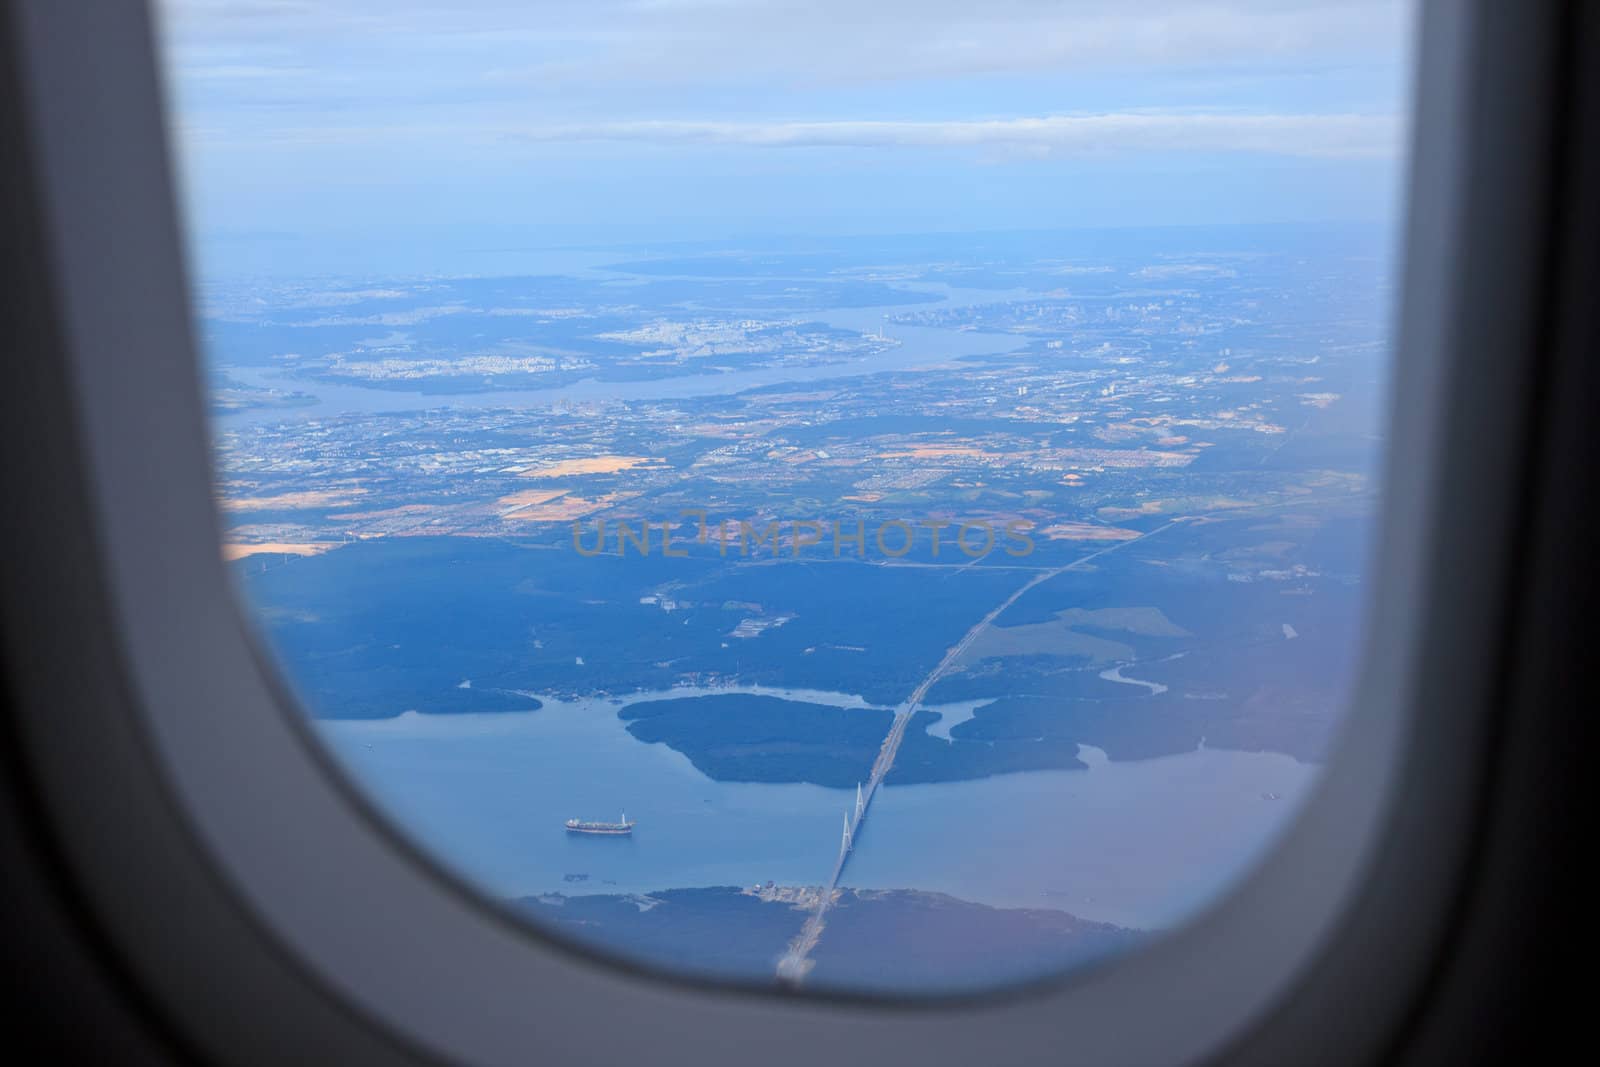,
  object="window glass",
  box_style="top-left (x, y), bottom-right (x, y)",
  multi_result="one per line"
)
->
top-left (158, 0), bottom-right (1414, 994)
